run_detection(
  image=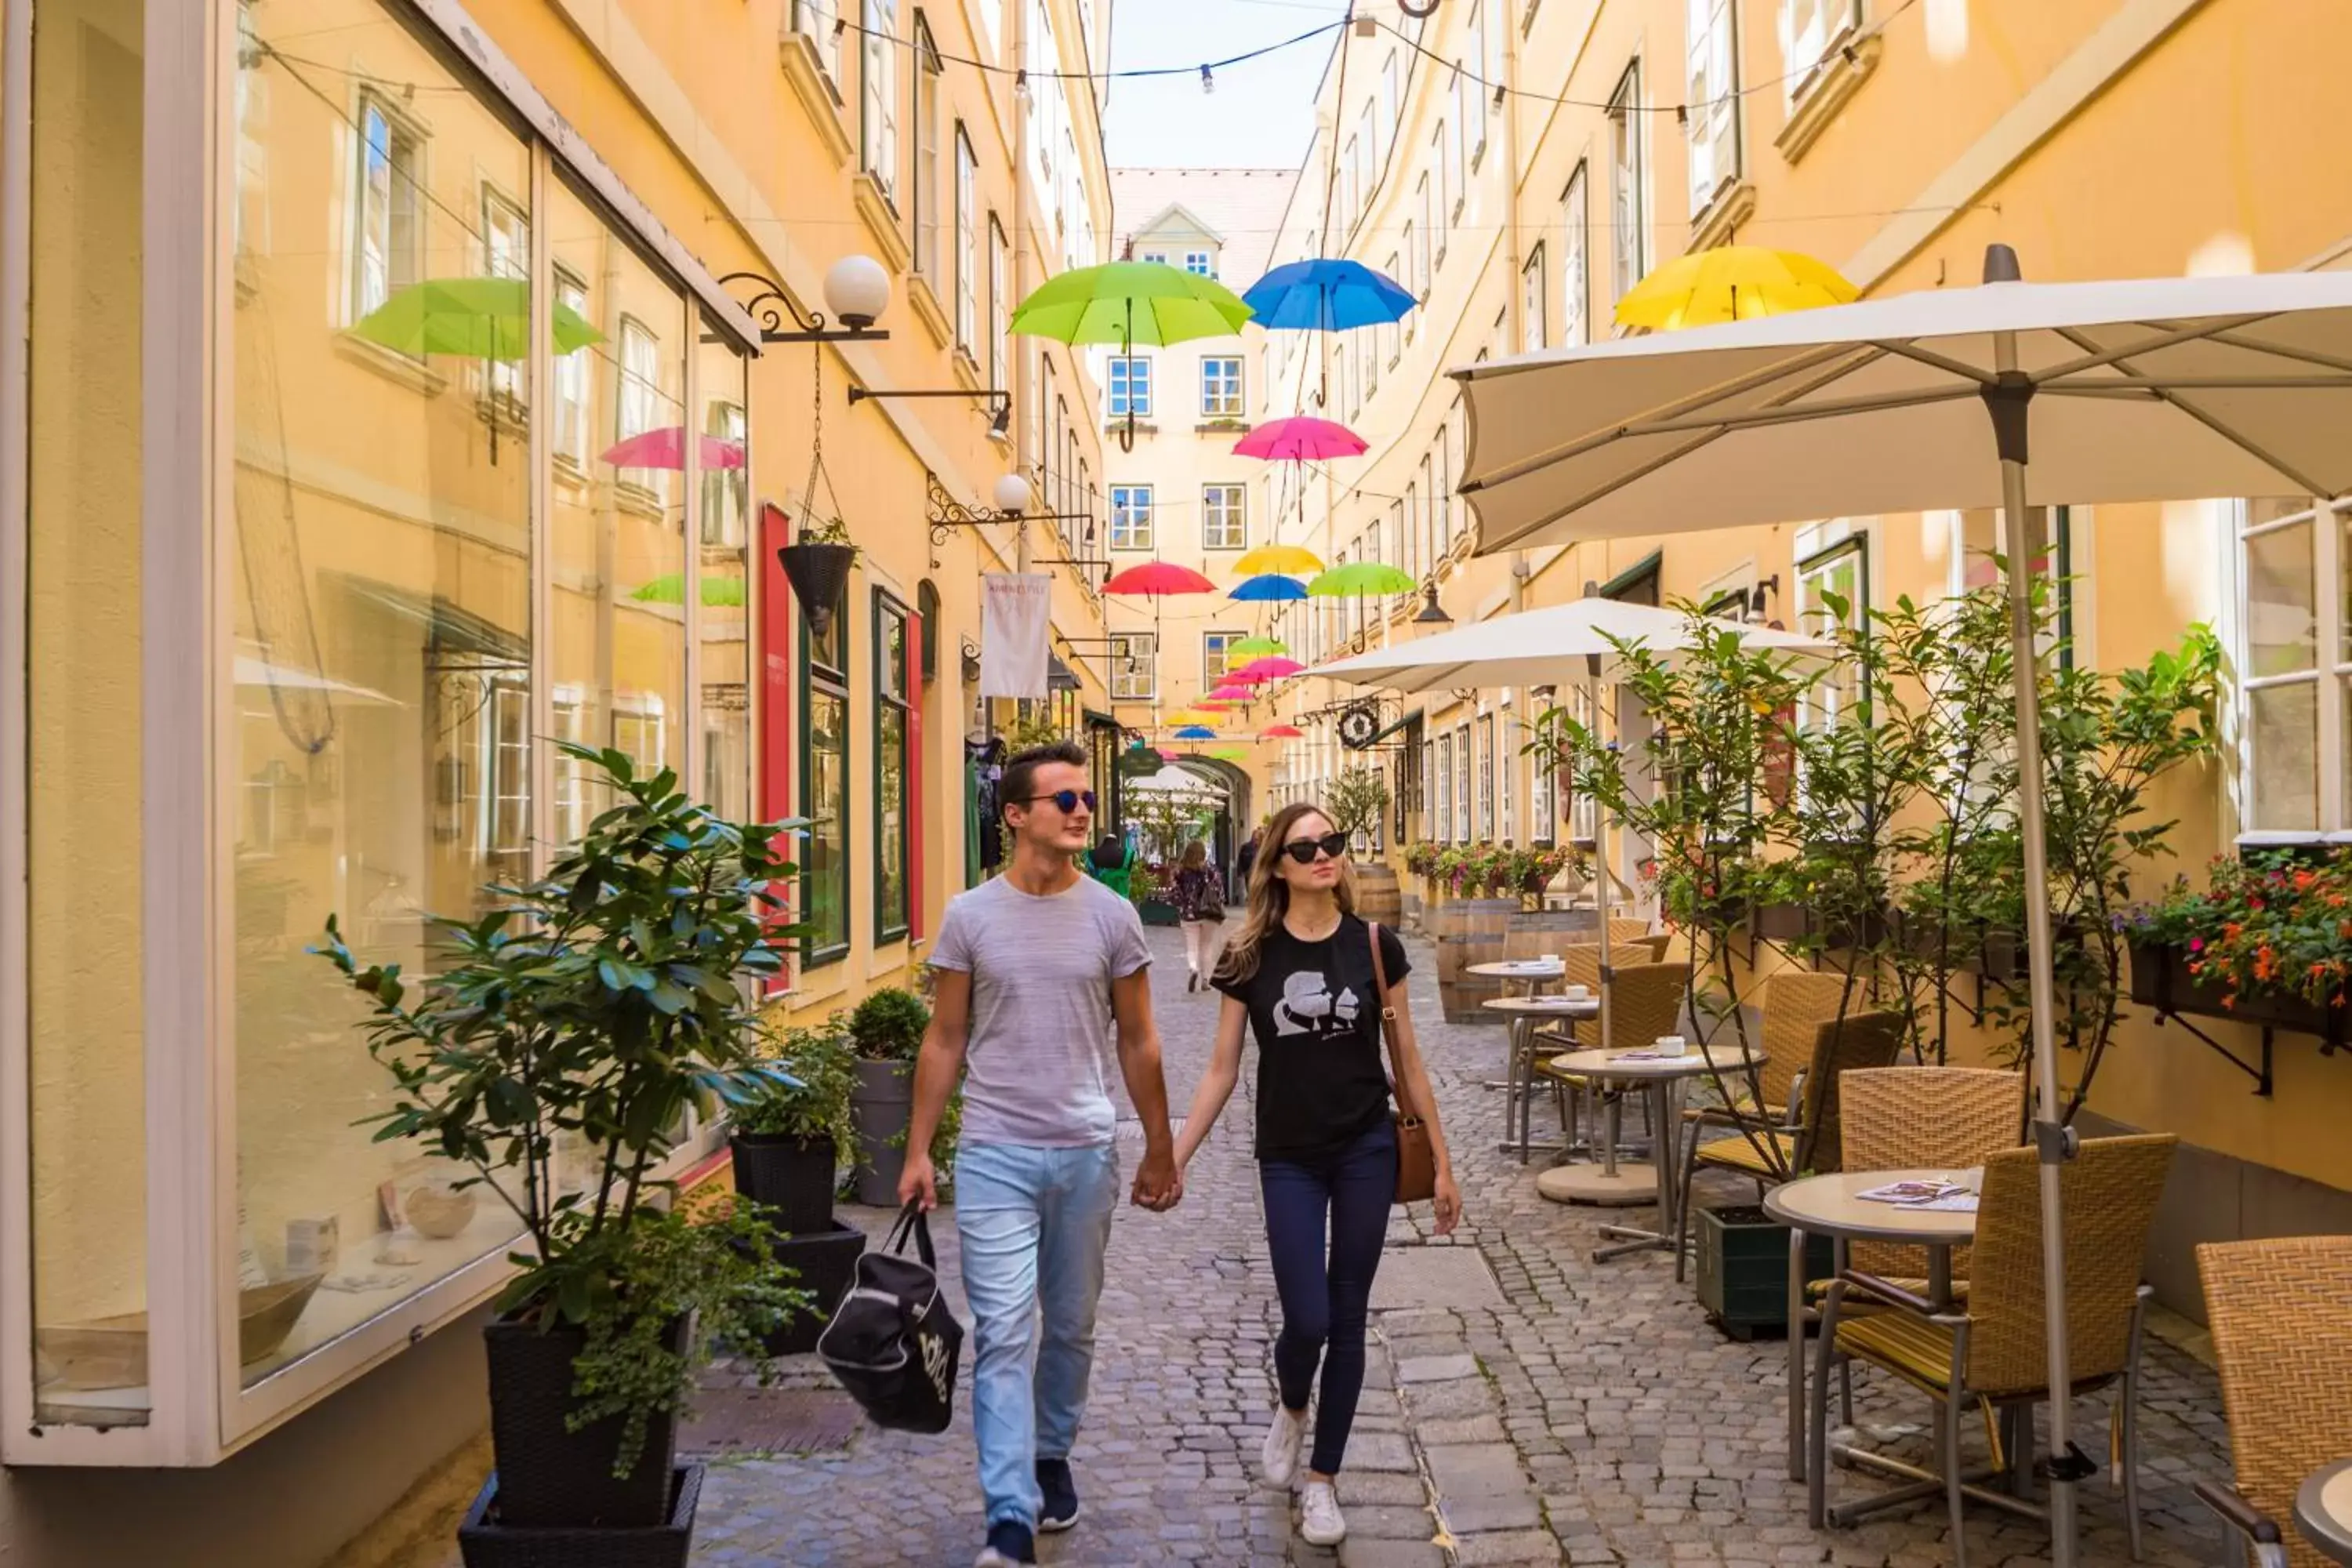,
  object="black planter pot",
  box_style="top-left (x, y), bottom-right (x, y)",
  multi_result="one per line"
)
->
top-left (481, 1316), bottom-right (688, 1530)
top-left (1138, 896), bottom-right (1180, 927)
top-left (758, 1221), bottom-right (866, 1355)
top-left (458, 1464), bottom-right (703, 1568)
top-left (848, 1058), bottom-right (913, 1207)
top-left (1749, 902), bottom-right (1810, 942)
top-left (730, 1132), bottom-right (837, 1235)
top-left (2127, 939), bottom-right (2172, 1007)
top-left (1693, 1203), bottom-right (1835, 1341)
top-left (776, 542), bottom-right (855, 634)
